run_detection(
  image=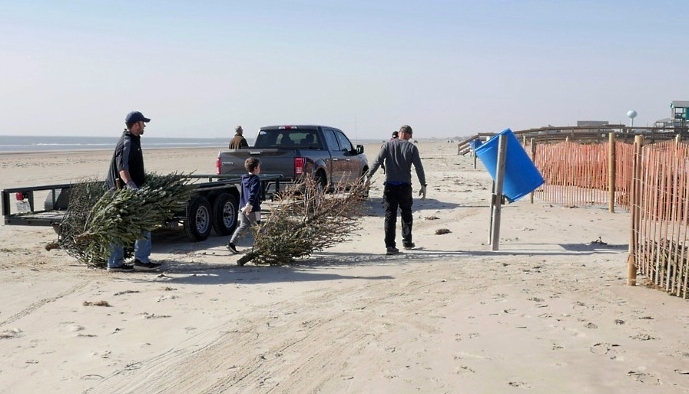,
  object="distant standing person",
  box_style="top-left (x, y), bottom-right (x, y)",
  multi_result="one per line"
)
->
top-left (227, 157), bottom-right (262, 262)
top-left (105, 111), bottom-right (162, 272)
top-left (229, 125), bottom-right (249, 149)
top-left (381, 131), bottom-right (399, 174)
top-left (366, 125), bottom-right (426, 255)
